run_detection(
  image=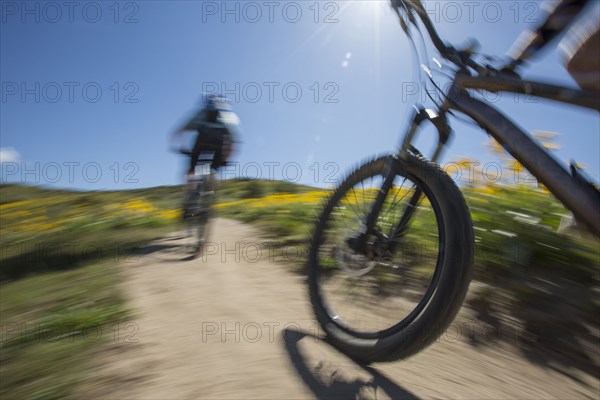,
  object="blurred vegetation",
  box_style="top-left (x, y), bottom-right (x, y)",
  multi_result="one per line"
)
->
top-left (0, 184), bottom-right (180, 280)
top-left (0, 179), bottom-right (325, 398)
top-left (215, 179), bottom-right (599, 281)
top-left (0, 179), bottom-right (318, 281)
top-left (0, 261), bottom-right (128, 400)
top-left (1, 163), bottom-right (598, 395)
top-left (0, 184), bottom-right (181, 399)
